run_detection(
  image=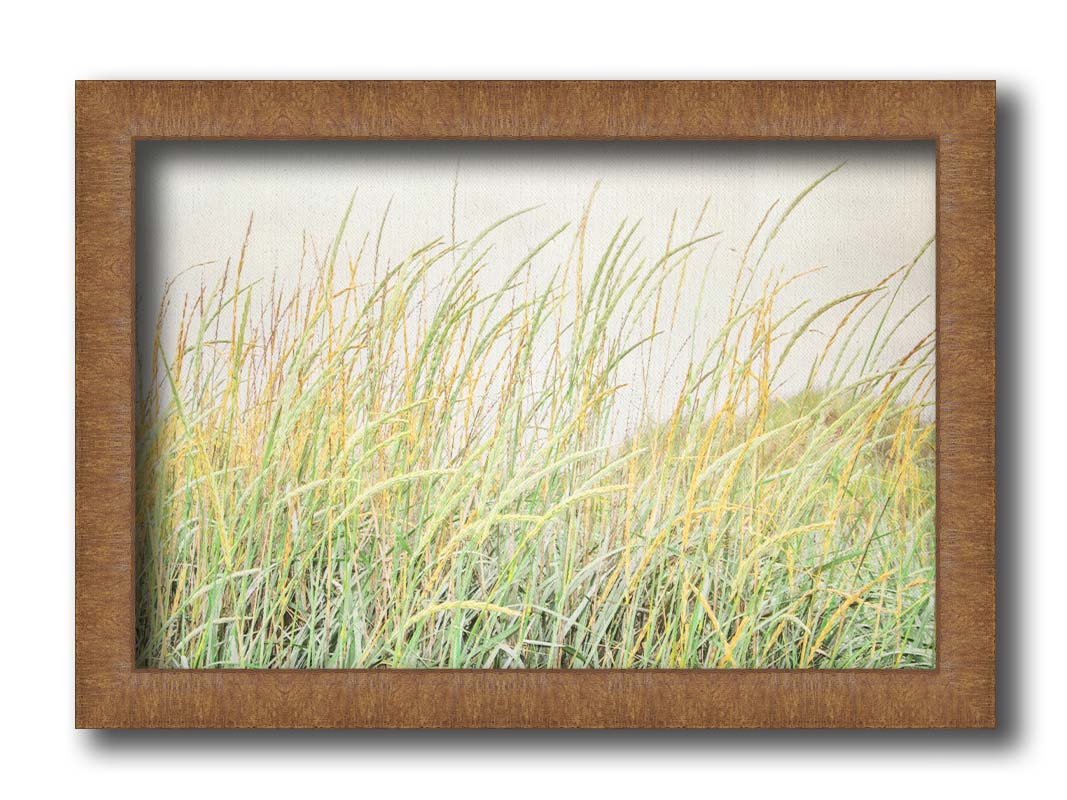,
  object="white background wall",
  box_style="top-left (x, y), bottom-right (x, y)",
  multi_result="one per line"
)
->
top-left (0, 2), bottom-right (1058, 797)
